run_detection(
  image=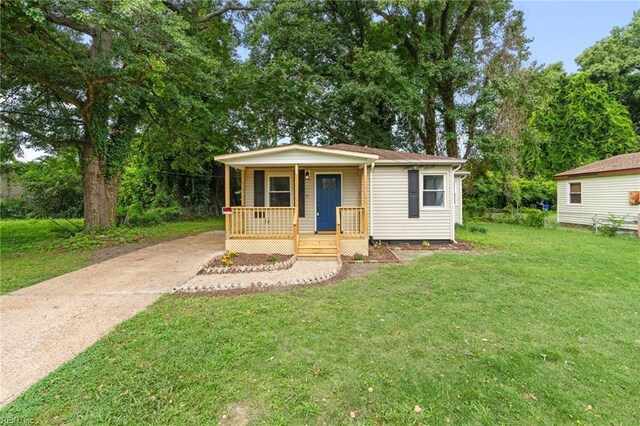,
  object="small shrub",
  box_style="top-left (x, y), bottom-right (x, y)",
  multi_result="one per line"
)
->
top-left (373, 240), bottom-right (382, 250)
top-left (122, 203), bottom-right (183, 227)
top-left (220, 252), bottom-right (236, 266)
top-left (422, 241), bottom-right (430, 248)
top-left (467, 224), bottom-right (488, 233)
top-left (599, 214), bottom-right (625, 237)
top-left (464, 201), bottom-right (488, 219)
top-left (266, 254), bottom-right (278, 262)
top-left (353, 252), bottom-right (365, 261)
top-left (0, 198), bottom-right (32, 219)
top-left (521, 208), bottom-right (545, 228)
